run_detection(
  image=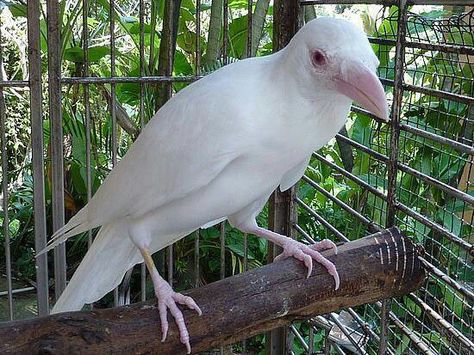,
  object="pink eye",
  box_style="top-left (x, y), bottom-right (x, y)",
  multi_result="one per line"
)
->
top-left (311, 50), bottom-right (326, 66)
